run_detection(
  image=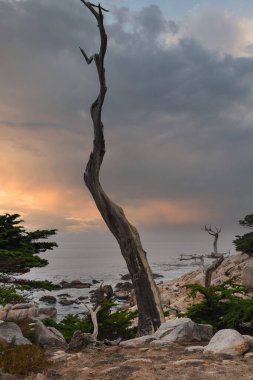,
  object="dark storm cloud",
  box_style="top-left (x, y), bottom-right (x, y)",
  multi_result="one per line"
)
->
top-left (1, 0), bottom-right (253, 228)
